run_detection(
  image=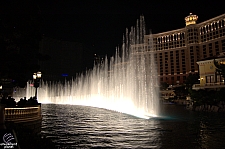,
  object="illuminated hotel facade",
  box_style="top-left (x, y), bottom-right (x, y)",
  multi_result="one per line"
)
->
top-left (139, 13), bottom-right (225, 85)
